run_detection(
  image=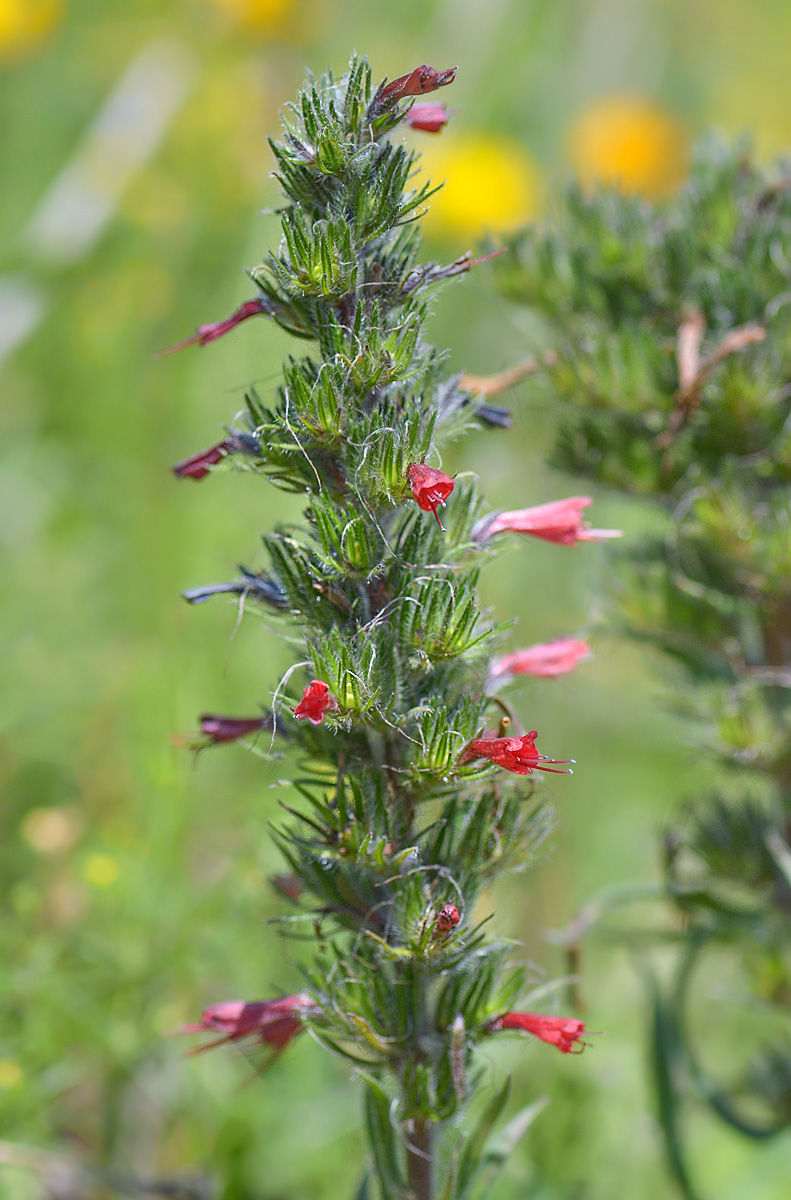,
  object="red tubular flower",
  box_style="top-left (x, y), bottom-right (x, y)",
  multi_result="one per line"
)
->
top-left (473, 497), bottom-right (623, 545)
top-left (379, 64), bottom-right (457, 104)
top-left (172, 432), bottom-right (261, 482)
top-left (293, 680), bottom-right (332, 724)
top-left (271, 873), bottom-right (304, 902)
top-left (172, 440), bottom-right (232, 481)
top-left (407, 462), bottom-right (454, 530)
top-left (179, 994), bottom-right (316, 1055)
top-left (486, 1011), bottom-right (587, 1054)
top-left (157, 298), bottom-right (270, 356)
top-left (435, 903), bottom-right (460, 933)
top-left (459, 730), bottom-right (573, 776)
top-left (405, 103), bottom-right (449, 133)
top-left (490, 638), bottom-right (592, 680)
top-left (199, 714), bottom-right (269, 744)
